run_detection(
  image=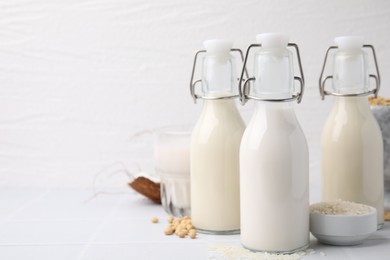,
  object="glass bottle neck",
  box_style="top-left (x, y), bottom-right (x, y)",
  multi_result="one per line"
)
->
top-left (252, 48), bottom-right (294, 100)
top-left (201, 55), bottom-right (236, 97)
top-left (332, 49), bottom-right (369, 95)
